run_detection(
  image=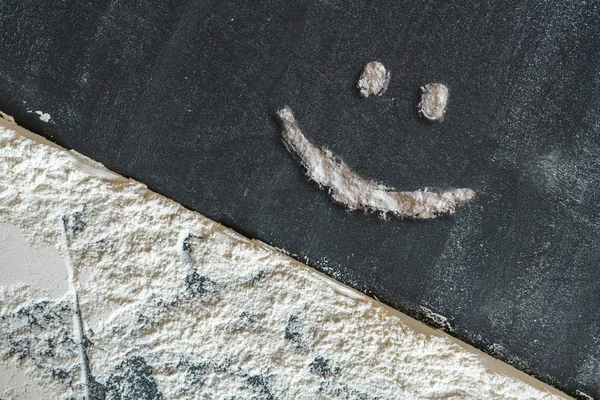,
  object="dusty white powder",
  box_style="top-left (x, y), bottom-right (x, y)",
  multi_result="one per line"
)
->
top-left (357, 61), bottom-right (390, 97)
top-left (419, 83), bottom-right (449, 121)
top-left (0, 115), bottom-right (569, 399)
top-left (34, 110), bottom-right (51, 122)
top-left (277, 108), bottom-right (476, 219)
